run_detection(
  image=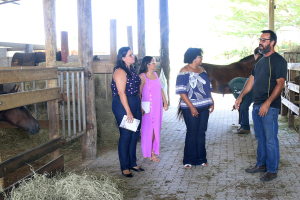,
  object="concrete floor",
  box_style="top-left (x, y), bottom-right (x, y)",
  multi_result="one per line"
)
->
top-left (88, 94), bottom-right (300, 200)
